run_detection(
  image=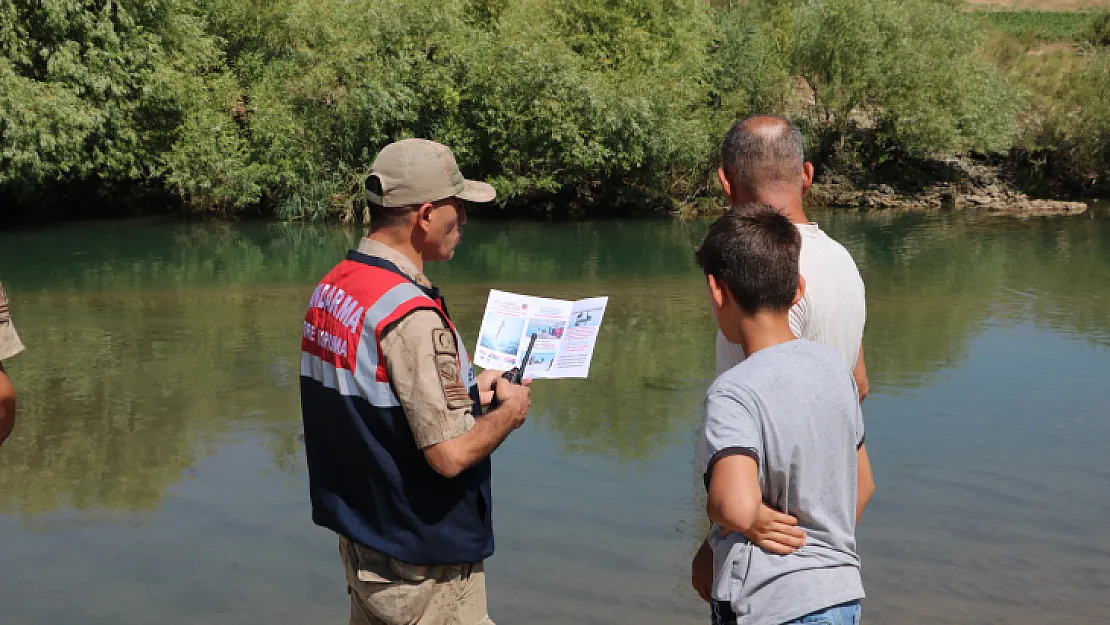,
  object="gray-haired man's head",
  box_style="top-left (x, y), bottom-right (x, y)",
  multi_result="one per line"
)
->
top-left (720, 116), bottom-right (807, 197)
